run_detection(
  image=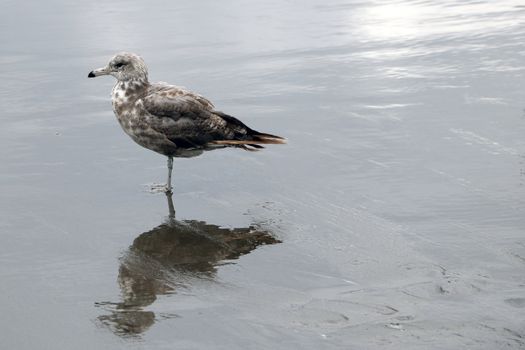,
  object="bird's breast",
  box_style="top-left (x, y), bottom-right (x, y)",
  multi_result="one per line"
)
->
top-left (111, 87), bottom-right (175, 155)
